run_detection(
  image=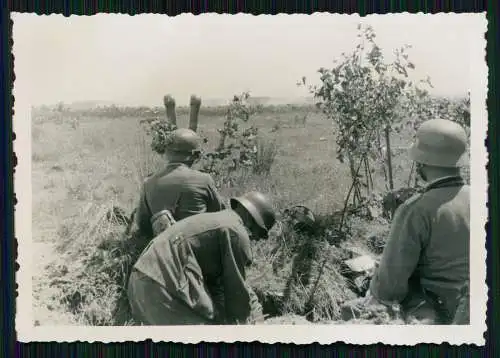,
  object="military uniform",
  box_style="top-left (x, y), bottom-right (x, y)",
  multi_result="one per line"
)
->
top-left (128, 209), bottom-right (263, 325)
top-left (134, 128), bottom-right (226, 239)
top-left (135, 162), bottom-right (226, 239)
top-left (369, 175), bottom-right (469, 323)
